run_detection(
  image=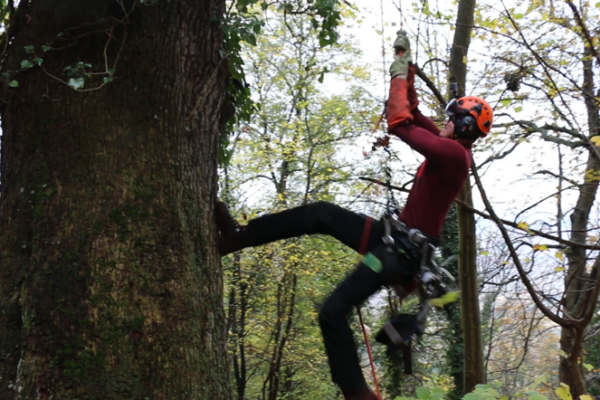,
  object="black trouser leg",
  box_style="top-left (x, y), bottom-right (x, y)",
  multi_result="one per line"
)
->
top-left (318, 262), bottom-right (384, 395)
top-left (243, 201), bottom-right (380, 252)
